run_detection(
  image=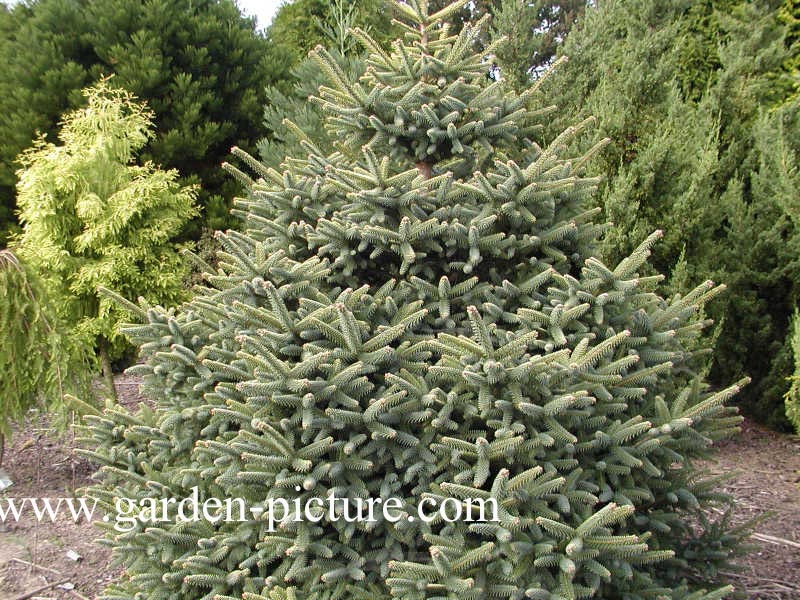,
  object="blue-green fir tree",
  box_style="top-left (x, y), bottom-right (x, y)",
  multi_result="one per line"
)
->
top-left (80, 2), bottom-right (750, 599)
